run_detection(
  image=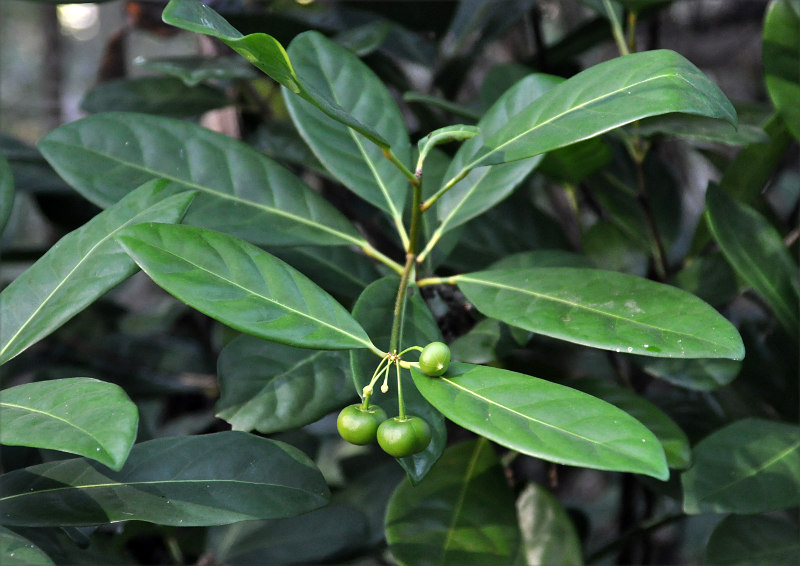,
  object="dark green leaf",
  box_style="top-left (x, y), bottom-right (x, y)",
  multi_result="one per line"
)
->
top-left (38, 112), bottom-right (365, 248)
top-left (515, 483), bottom-right (583, 566)
top-left (161, 0), bottom-right (389, 148)
top-left (538, 137), bottom-right (612, 184)
top-left (568, 377), bottom-right (690, 469)
top-left (385, 439), bottom-right (521, 566)
top-left (412, 363), bottom-right (669, 479)
top-left (216, 334), bottom-right (356, 433)
top-left (350, 278), bottom-right (446, 483)
top-left (0, 154), bottom-right (13, 236)
top-left (469, 49), bottom-right (736, 168)
top-left (764, 0), bottom-right (800, 139)
top-left (705, 514), bottom-right (800, 565)
top-left (449, 319), bottom-right (516, 364)
top-left (0, 526), bottom-right (55, 566)
top-left (333, 20), bottom-right (393, 56)
top-left (206, 504), bottom-right (368, 565)
top-left (80, 77), bottom-right (229, 117)
top-left (670, 253), bottom-right (739, 308)
top-left (433, 74), bottom-right (563, 238)
top-left (682, 418), bottom-right (800, 514)
top-left (631, 114), bottom-right (768, 145)
top-left (115, 223), bottom-right (375, 351)
top-left (705, 184), bottom-right (799, 337)
top-left (0, 432), bottom-right (329, 527)
top-left (488, 250), bottom-right (594, 270)
top-left (0, 180), bottom-right (195, 365)
top-left (134, 55), bottom-right (258, 87)
top-left (0, 378), bottom-right (138, 471)
top-left (634, 356), bottom-right (741, 391)
top-left (455, 267), bottom-right (745, 359)
top-left (284, 32), bottom-right (411, 229)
